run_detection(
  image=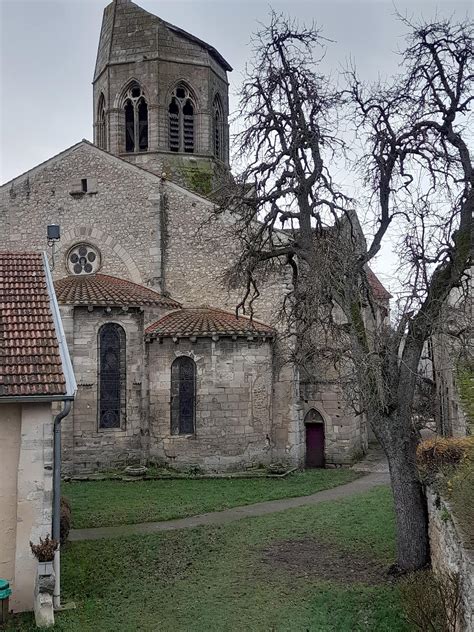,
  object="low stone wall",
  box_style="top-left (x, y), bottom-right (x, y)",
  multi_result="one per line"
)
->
top-left (427, 487), bottom-right (474, 631)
